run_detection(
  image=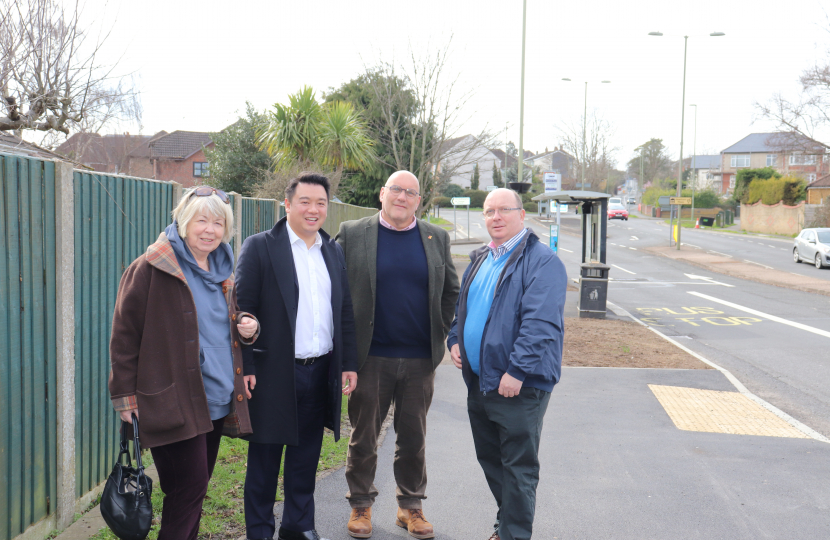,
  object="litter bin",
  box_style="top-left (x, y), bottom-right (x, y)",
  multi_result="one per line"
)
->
top-left (578, 263), bottom-right (610, 319)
